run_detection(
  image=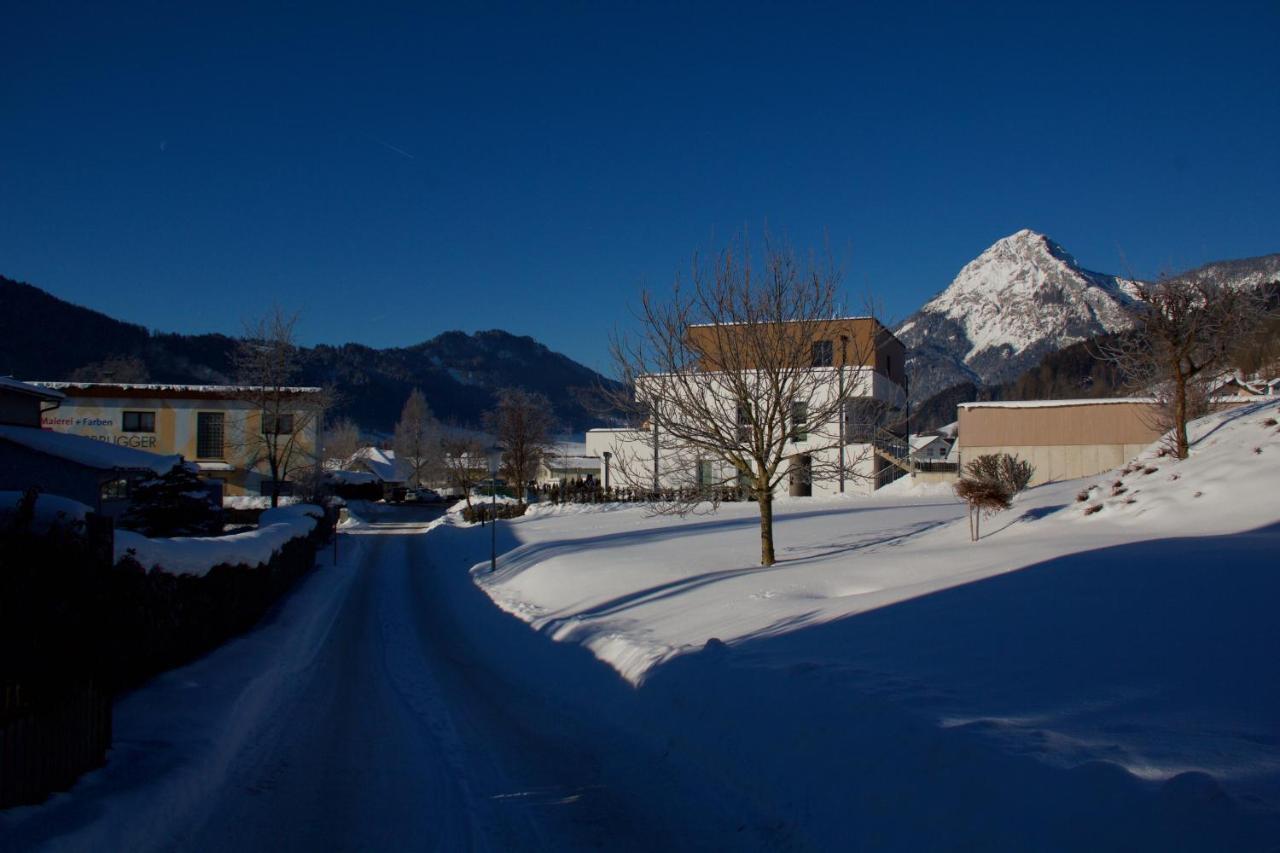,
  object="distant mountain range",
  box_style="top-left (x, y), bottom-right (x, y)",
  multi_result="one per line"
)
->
top-left (6, 229), bottom-right (1276, 437)
top-left (0, 276), bottom-right (616, 433)
top-left (897, 229), bottom-right (1280, 403)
